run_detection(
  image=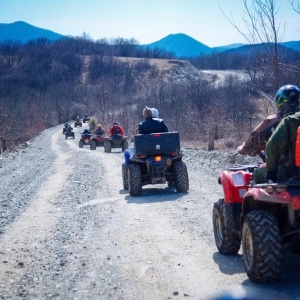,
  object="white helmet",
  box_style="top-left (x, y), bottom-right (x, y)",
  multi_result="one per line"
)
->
top-left (151, 108), bottom-right (159, 118)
